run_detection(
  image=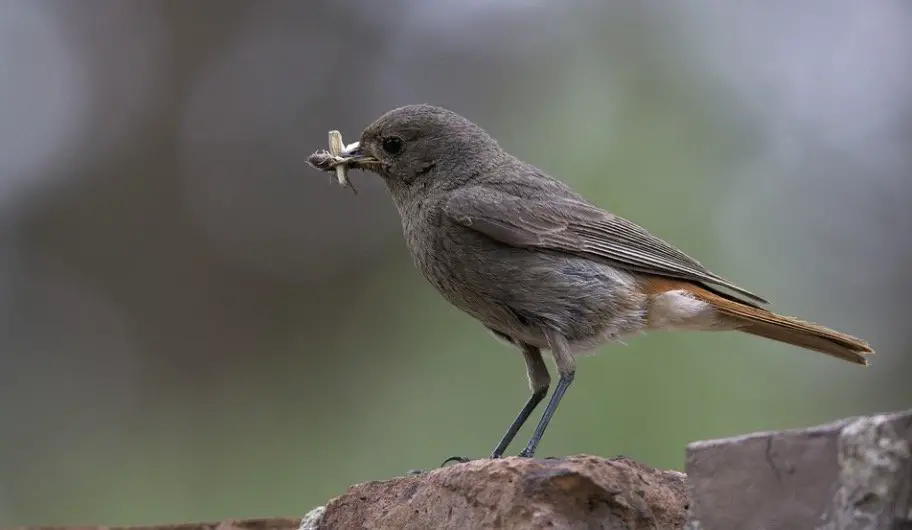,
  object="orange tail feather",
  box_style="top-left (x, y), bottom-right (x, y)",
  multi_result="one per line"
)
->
top-left (644, 277), bottom-right (874, 365)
